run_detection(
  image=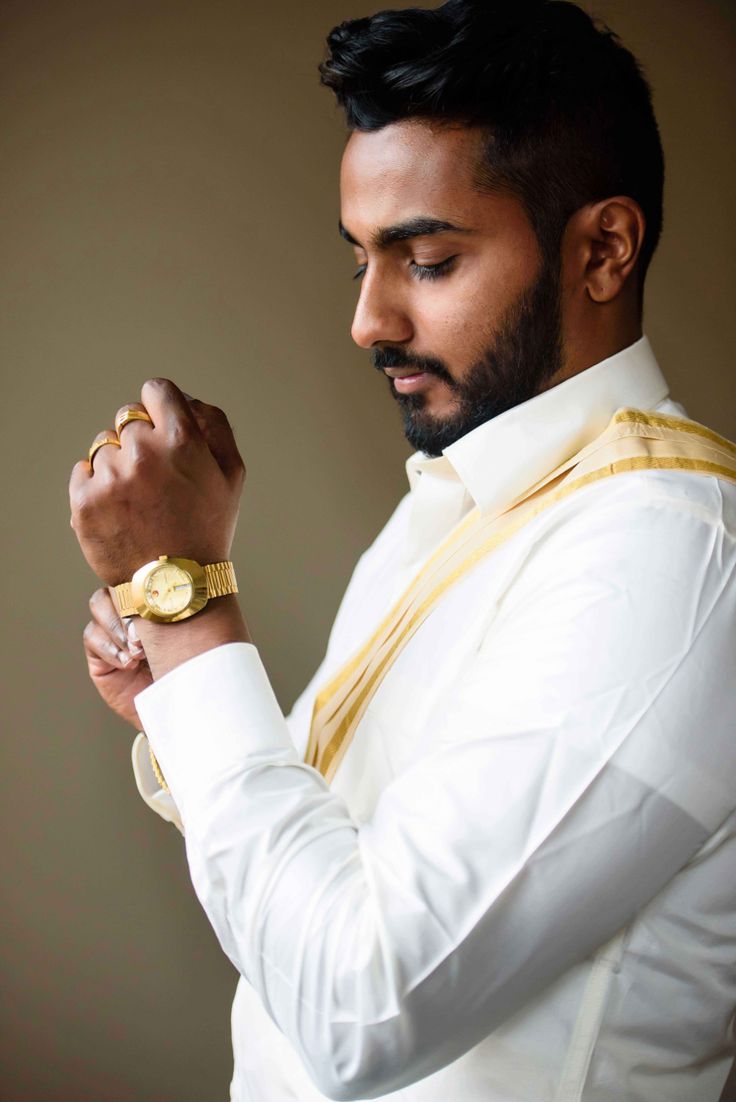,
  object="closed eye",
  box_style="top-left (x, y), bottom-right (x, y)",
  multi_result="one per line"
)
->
top-left (410, 256), bottom-right (458, 281)
top-left (353, 256), bottom-right (458, 282)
